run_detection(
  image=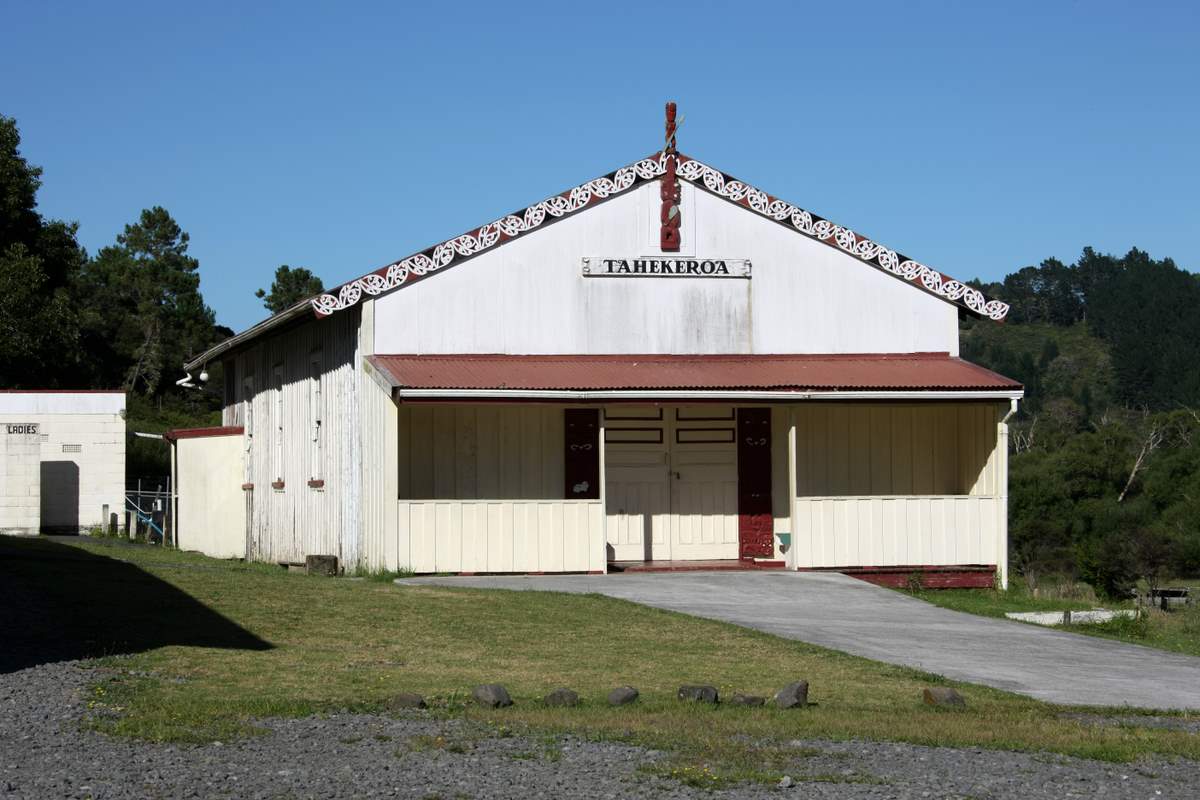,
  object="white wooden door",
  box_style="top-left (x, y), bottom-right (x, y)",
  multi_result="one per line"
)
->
top-left (669, 407), bottom-right (740, 559)
top-left (603, 407), bottom-right (671, 561)
top-left (603, 405), bottom-right (740, 562)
